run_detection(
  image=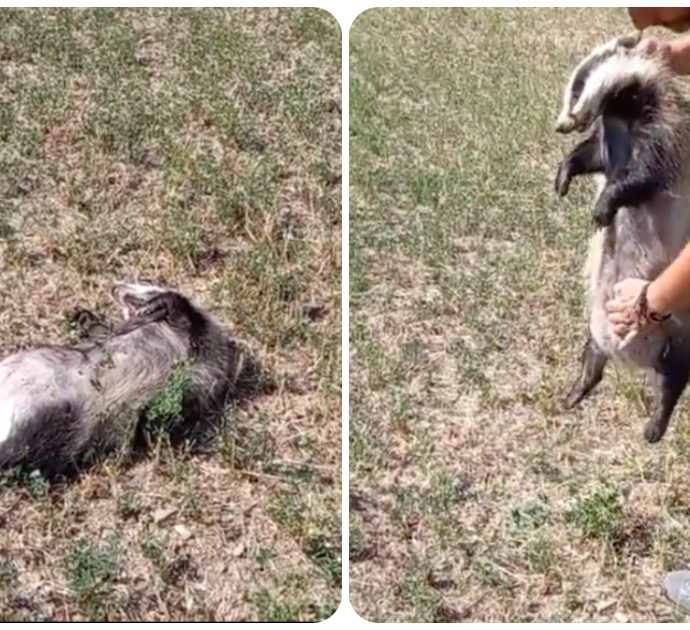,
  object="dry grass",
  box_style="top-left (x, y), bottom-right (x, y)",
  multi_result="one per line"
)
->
top-left (350, 8), bottom-right (690, 622)
top-left (0, 8), bottom-right (340, 621)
